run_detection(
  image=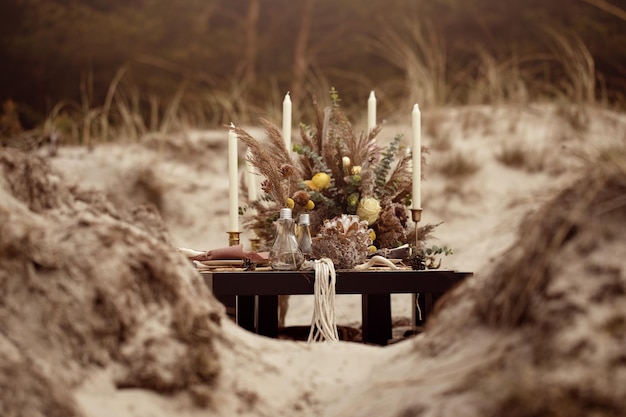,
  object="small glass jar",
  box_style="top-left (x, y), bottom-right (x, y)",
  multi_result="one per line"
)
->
top-left (269, 208), bottom-right (304, 270)
top-left (296, 213), bottom-right (313, 261)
